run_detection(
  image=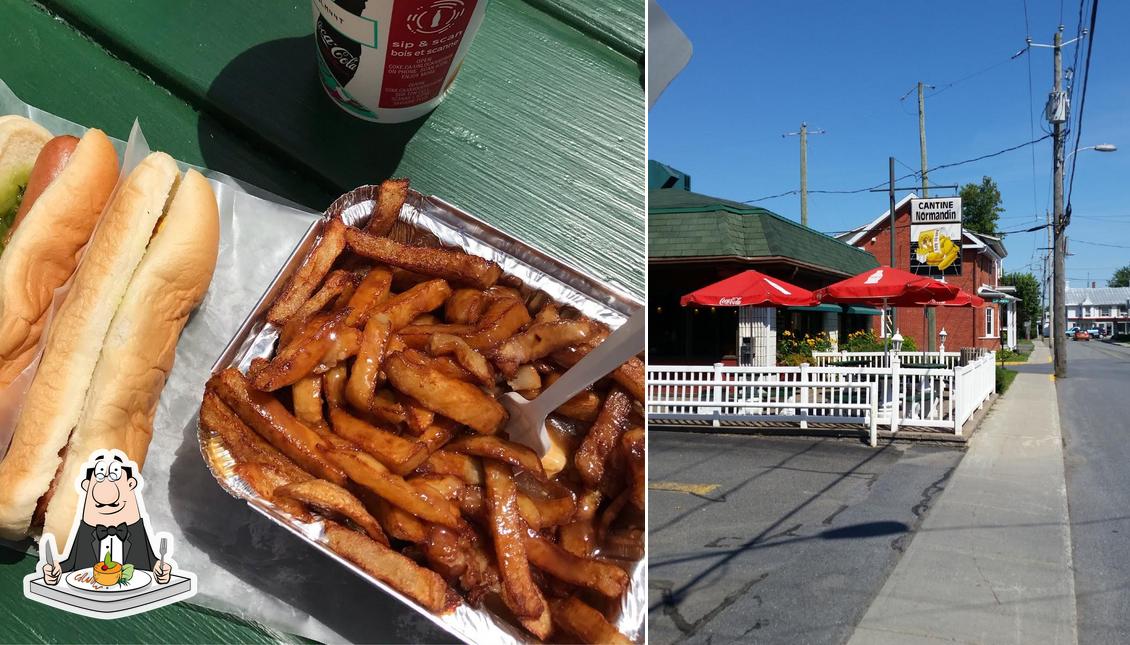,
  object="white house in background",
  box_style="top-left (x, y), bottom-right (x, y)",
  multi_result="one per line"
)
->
top-left (1064, 287), bottom-right (1130, 336)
